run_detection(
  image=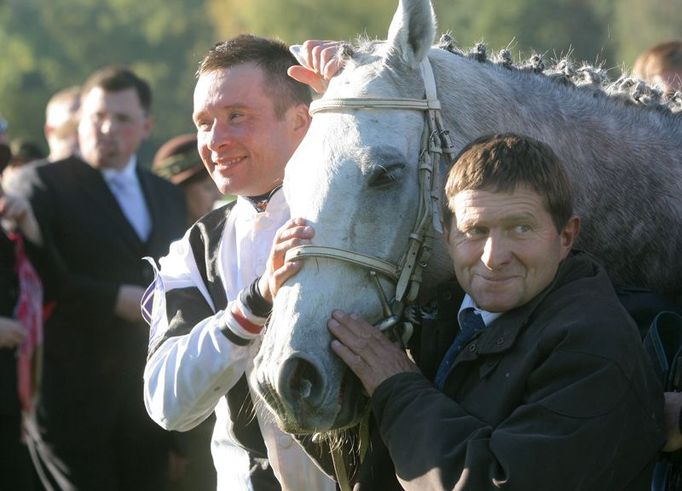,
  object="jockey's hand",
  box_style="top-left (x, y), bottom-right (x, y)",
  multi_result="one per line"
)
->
top-left (328, 310), bottom-right (421, 396)
top-left (258, 218), bottom-right (314, 304)
top-left (663, 391), bottom-right (682, 452)
top-left (288, 40), bottom-right (345, 94)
